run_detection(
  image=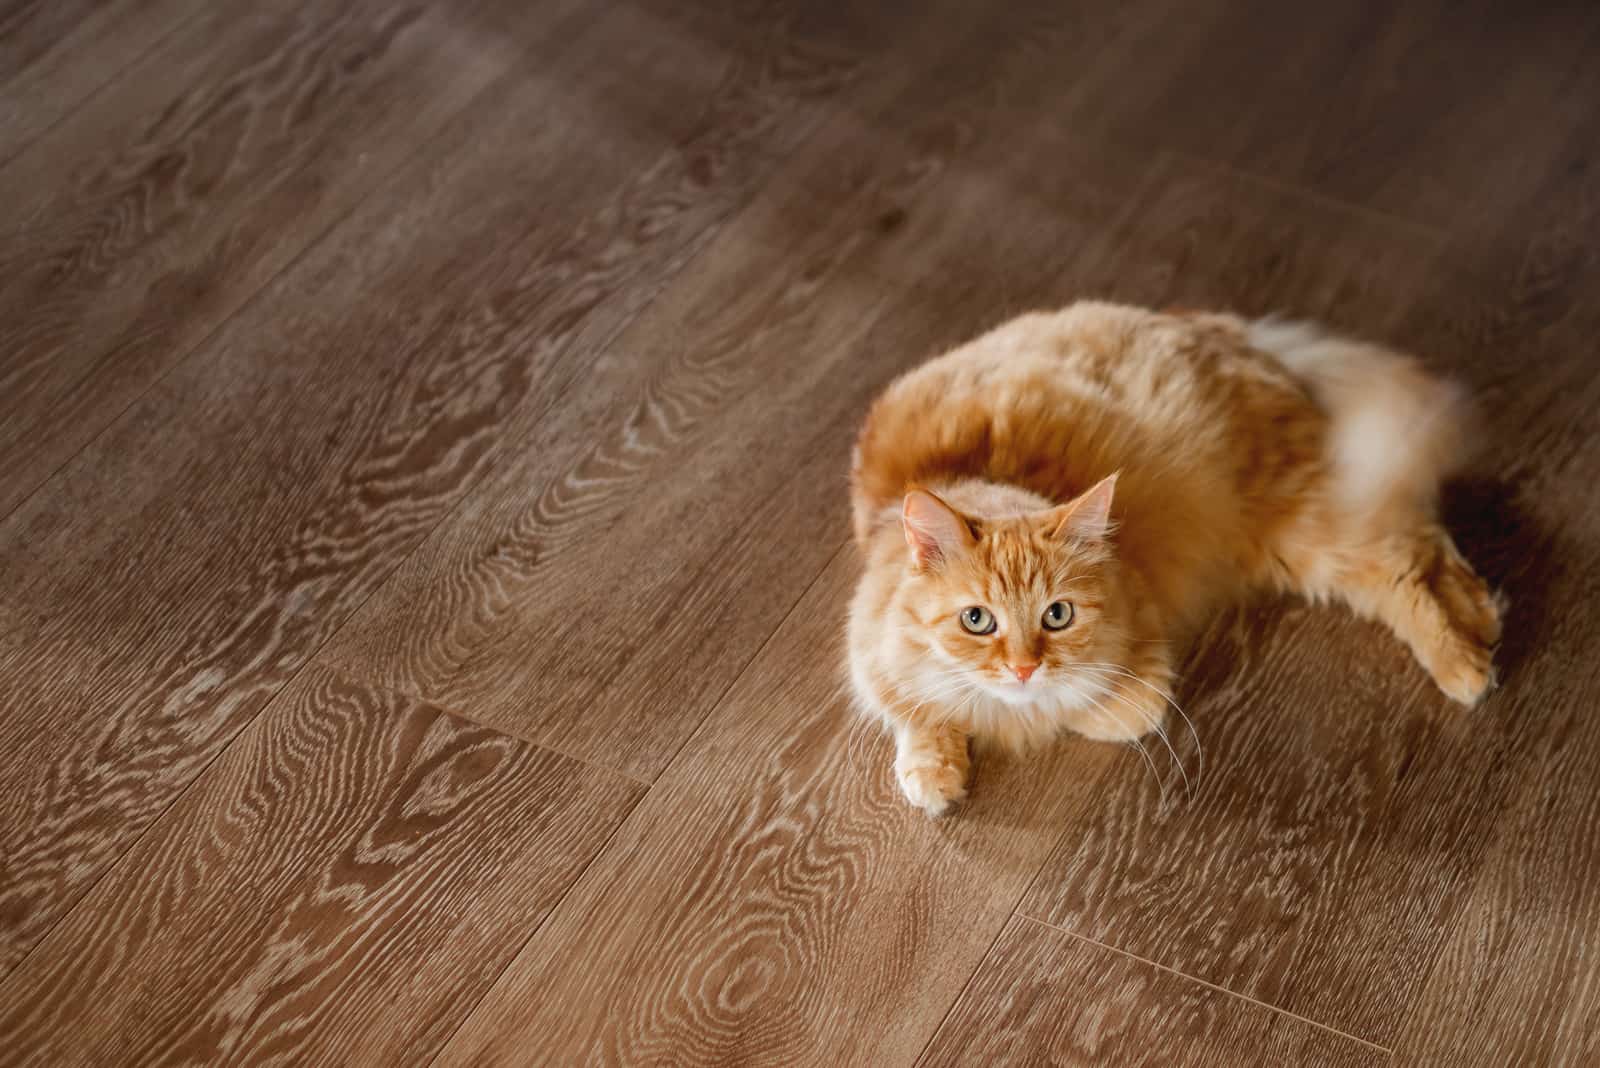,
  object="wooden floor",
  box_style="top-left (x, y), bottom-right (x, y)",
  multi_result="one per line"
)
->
top-left (2, 0), bottom-right (1598, 1063)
